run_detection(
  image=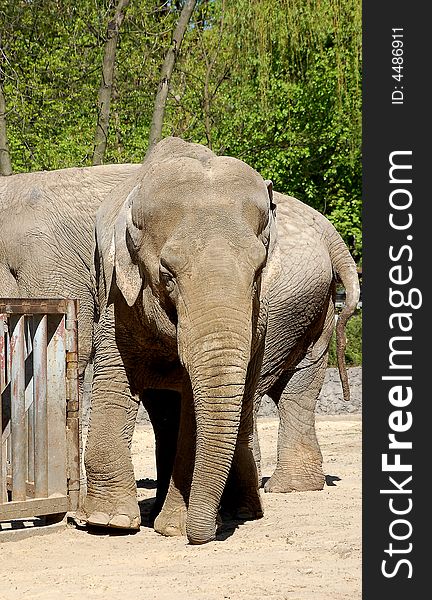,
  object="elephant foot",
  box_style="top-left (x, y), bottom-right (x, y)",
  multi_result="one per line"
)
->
top-left (82, 493), bottom-right (141, 531)
top-left (236, 503), bottom-right (264, 521)
top-left (225, 503), bottom-right (263, 521)
top-left (221, 486), bottom-right (264, 521)
top-left (264, 467), bottom-right (325, 493)
top-left (87, 512), bottom-right (141, 530)
top-left (148, 497), bottom-right (164, 526)
top-left (154, 503), bottom-right (187, 537)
